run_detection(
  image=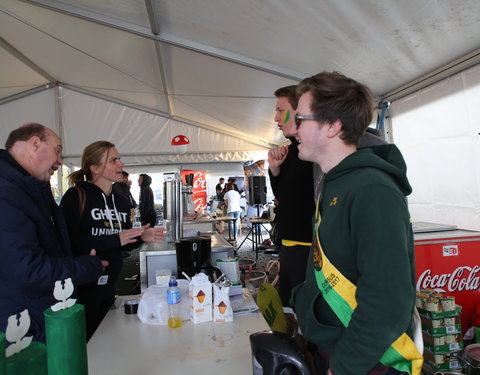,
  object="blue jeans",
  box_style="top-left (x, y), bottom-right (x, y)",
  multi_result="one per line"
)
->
top-left (228, 211), bottom-right (240, 239)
